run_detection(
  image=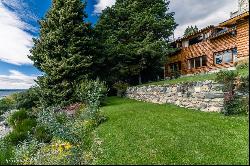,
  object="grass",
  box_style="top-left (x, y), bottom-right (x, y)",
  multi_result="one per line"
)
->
top-left (142, 72), bottom-right (217, 86)
top-left (141, 67), bottom-right (249, 86)
top-left (96, 97), bottom-right (249, 165)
